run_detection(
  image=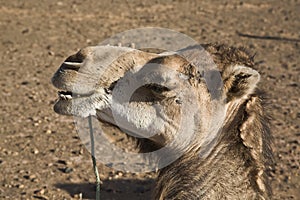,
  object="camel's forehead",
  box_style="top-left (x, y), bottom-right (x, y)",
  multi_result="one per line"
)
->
top-left (77, 46), bottom-right (188, 73)
top-left (90, 49), bottom-right (188, 87)
top-left (133, 54), bottom-right (191, 82)
top-left (85, 45), bottom-right (136, 63)
top-left (71, 46), bottom-right (195, 89)
top-left (70, 46), bottom-right (156, 87)
top-left (145, 54), bottom-right (190, 75)
top-left (150, 54), bottom-right (189, 67)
